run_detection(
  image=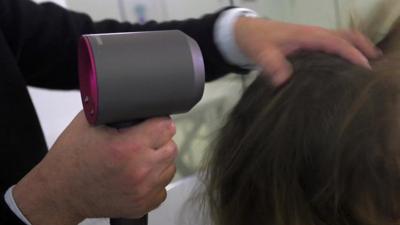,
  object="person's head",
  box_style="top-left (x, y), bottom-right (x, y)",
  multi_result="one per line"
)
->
top-left (203, 18), bottom-right (400, 225)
